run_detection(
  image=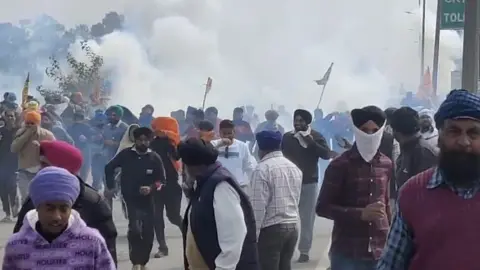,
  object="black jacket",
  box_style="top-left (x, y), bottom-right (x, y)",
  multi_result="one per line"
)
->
top-left (105, 147), bottom-right (166, 204)
top-left (393, 136), bottom-right (437, 198)
top-left (379, 131), bottom-right (395, 197)
top-left (0, 126), bottom-right (18, 173)
top-left (150, 136), bottom-right (180, 183)
top-left (13, 177), bottom-right (118, 264)
top-left (281, 129), bottom-right (331, 184)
